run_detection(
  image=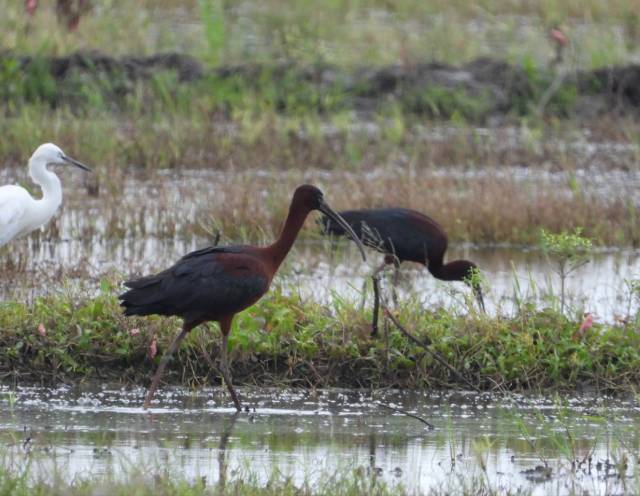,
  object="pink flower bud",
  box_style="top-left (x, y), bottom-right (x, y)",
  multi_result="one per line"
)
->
top-left (148, 335), bottom-right (158, 359)
top-left (25, 0), bottom-right (38, 16)
top-left (549, 29), bottom-right (569, 47)
top-left (573, 313), bottom-right (593, 340)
